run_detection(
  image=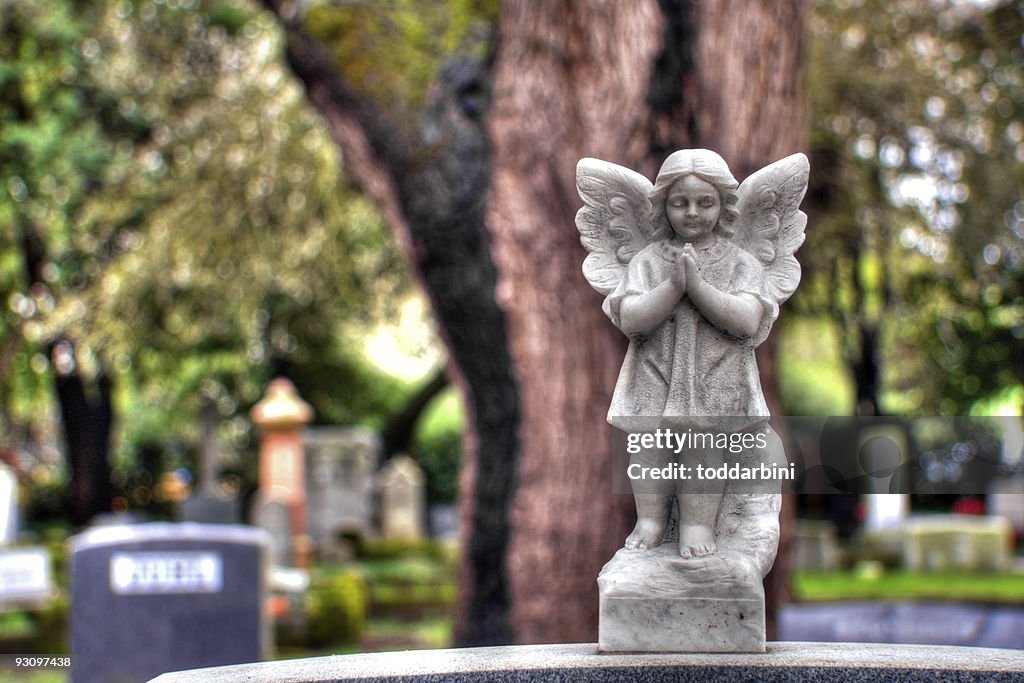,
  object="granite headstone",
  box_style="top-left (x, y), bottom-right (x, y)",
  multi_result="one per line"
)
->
top-left (69, 523), bottom-right (269, 683)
